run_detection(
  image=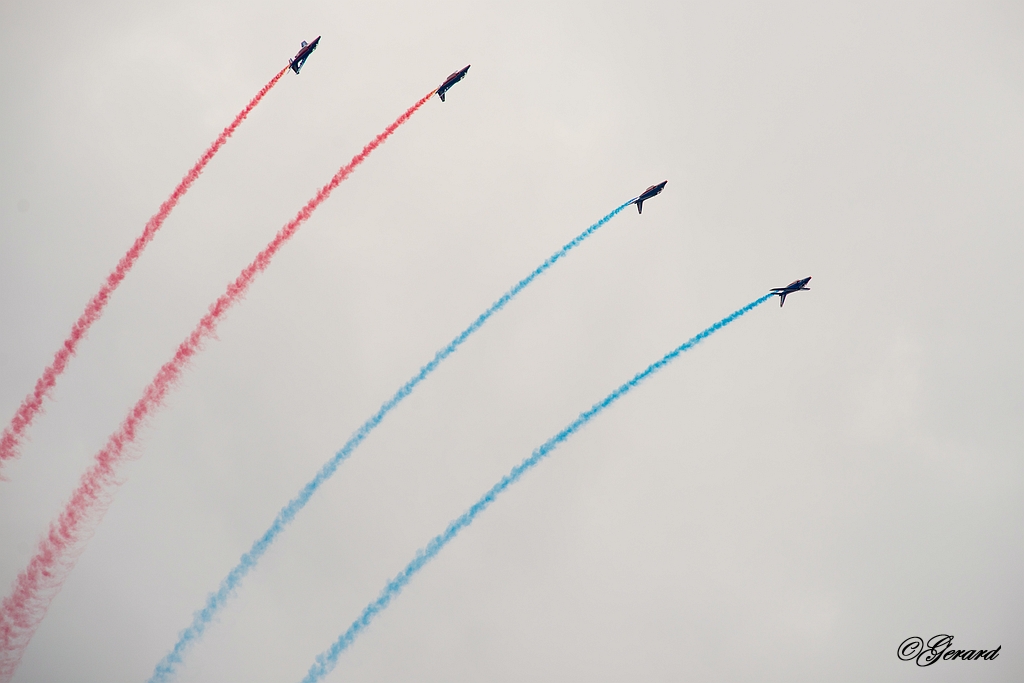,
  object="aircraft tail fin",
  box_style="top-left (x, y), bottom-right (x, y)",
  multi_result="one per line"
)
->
top-left (438, 90), bottom-right (446, 102)
top-left (779, 293), bottom-right (787, 307)
top-left (636, 199), bottom-right (644, 214)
